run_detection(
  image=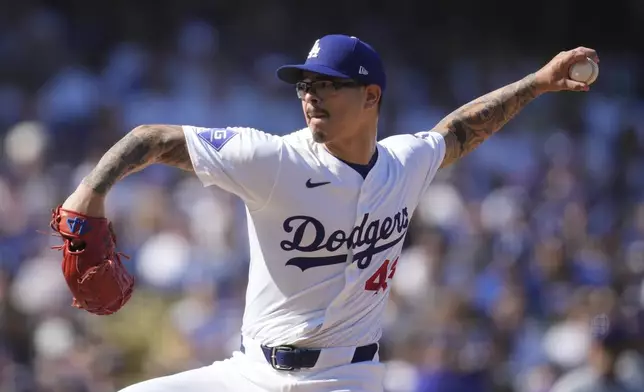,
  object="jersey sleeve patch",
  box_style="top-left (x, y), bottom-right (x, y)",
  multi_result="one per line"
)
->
top-left (197, 128), bottom-right (239, 151)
